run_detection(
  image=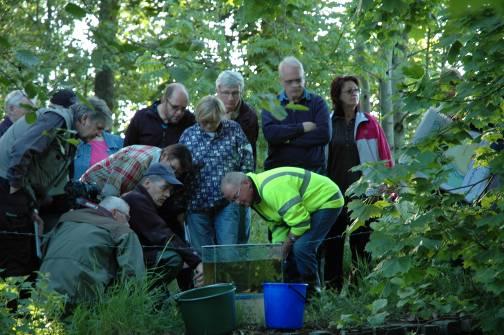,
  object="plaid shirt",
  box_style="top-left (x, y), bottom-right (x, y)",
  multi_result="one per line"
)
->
top-left (179, 120), bottom-right (253, 210)
top-left (80, 145), bottom-right (161, 196)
